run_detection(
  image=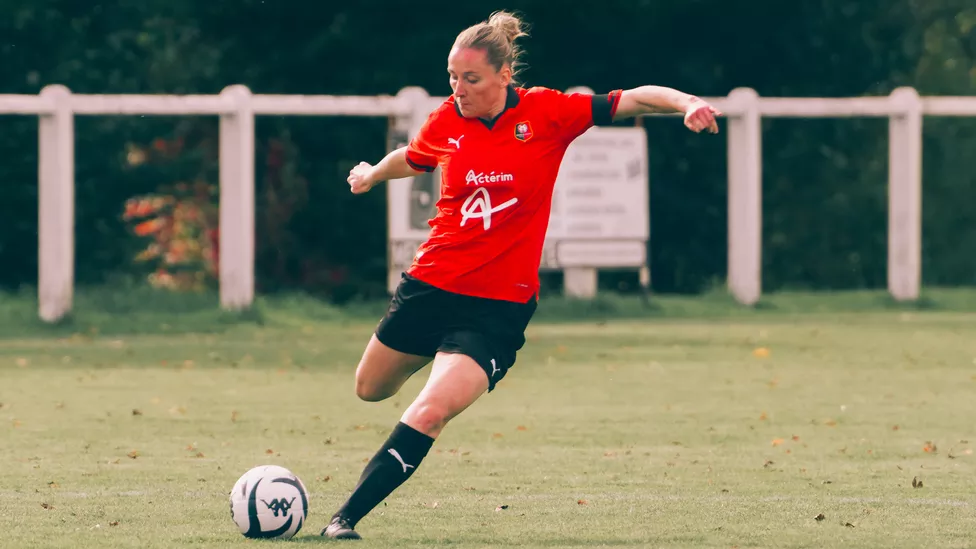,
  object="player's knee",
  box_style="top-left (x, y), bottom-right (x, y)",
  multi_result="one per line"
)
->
top-left (403, 398), bottom-right (451, 435)
top-left (355, 375), bottom-right (394, 402)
